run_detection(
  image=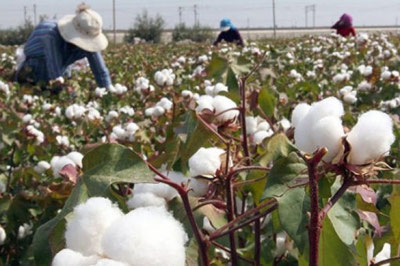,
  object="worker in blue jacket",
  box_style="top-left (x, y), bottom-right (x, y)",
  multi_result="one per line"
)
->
top-left (213, 18), bottom-right (244, 46)
top-left (16, 4), bottom-right (113, 90)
